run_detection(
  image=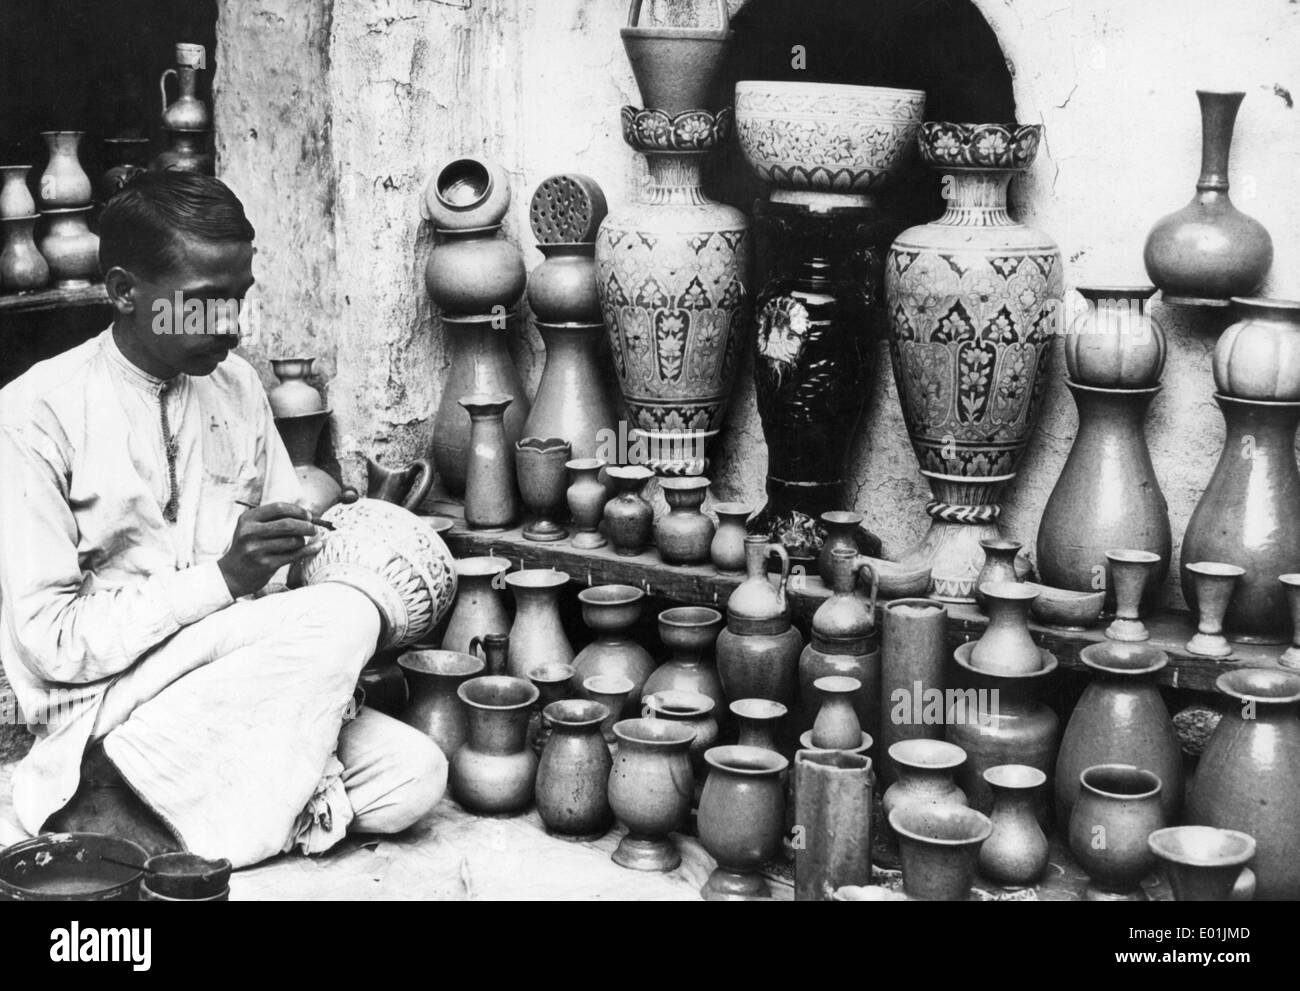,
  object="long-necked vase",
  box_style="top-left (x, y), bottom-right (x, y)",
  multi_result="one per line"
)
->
top-left (716, 536), bottom-right (803, 712)
top-left (1037, 382), bottom-right (1170, 608)
top-left (1181, 396), bottom-right (1300, 643)
top-left (885, 124), bottom-right (1062, 602)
